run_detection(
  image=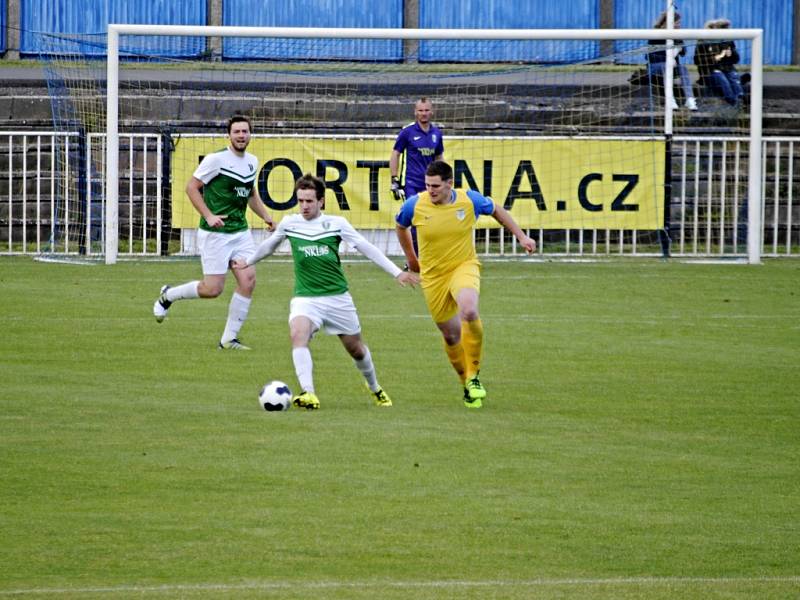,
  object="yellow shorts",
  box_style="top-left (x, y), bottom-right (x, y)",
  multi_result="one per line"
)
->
top-left (422, 261), bottom-right (481, 323)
